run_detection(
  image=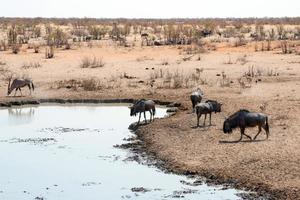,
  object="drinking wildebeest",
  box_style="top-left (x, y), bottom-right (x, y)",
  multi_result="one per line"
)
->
top-left (190, 88), bottom-right (204, 112)
top-left (195, 100), bottom-right (222, 127)
top-left (223, 109), bottom-right (269, 142)
top-left (129, 99), bottom-right (156, 124)
top-left (7, 78), bottom-right (35, 96)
